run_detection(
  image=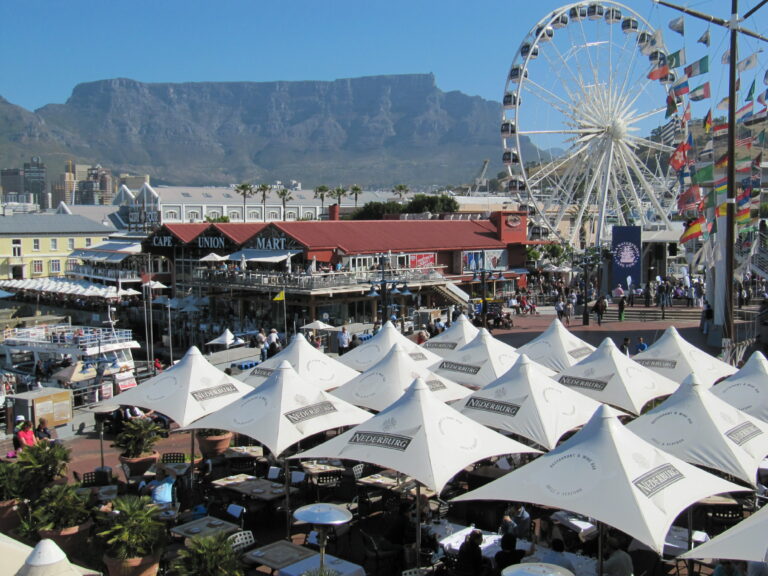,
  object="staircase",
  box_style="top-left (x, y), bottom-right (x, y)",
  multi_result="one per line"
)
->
top-left (600, 304), bottom-right (703, 323)
top-left (432, 282), bottom-right (470, 307)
